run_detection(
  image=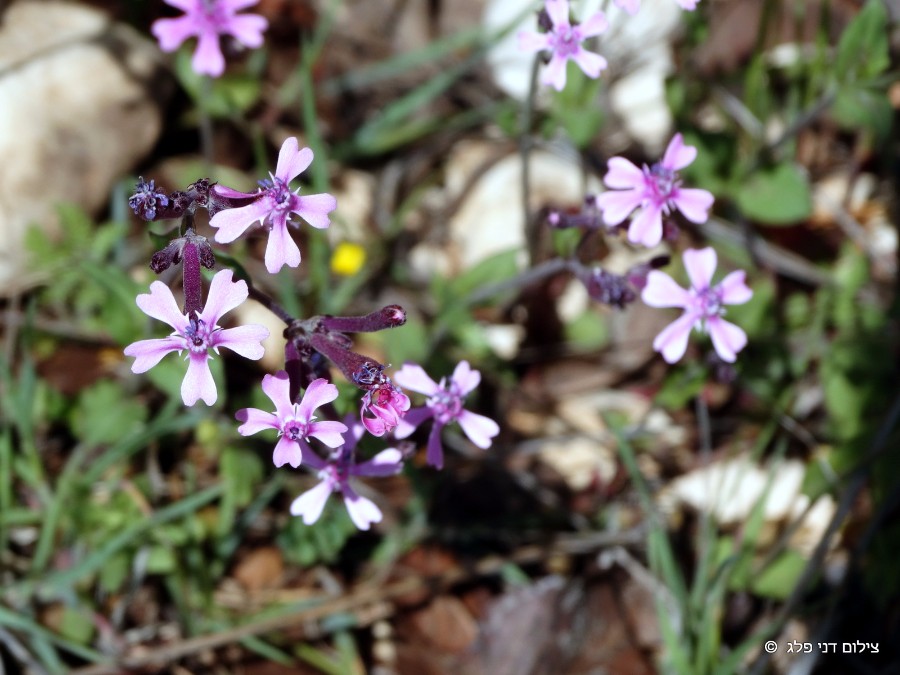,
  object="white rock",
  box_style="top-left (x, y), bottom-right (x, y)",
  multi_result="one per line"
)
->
top-left (0, 1), bottom-right (164, 294)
